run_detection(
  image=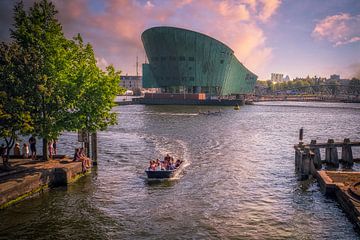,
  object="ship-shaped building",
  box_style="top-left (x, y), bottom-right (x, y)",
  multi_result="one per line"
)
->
top-left (141, 26), bottom-right (257, 105)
